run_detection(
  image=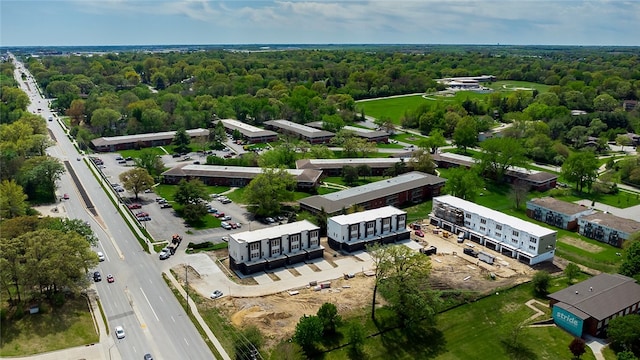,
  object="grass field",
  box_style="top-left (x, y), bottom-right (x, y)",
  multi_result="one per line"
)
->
top-left (356, 95), bottom-right (427, 123)
top-left (0, 297), bottom-right (99, 357)
top-left (487, 80), bottom-right (552, 93)
top-left (323, 279), bottom-right (594, 360)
